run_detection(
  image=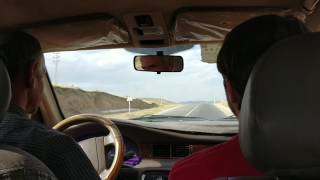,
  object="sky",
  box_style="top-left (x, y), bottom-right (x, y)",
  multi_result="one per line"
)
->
top-left (44, 45), bottom-right (227, 102)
